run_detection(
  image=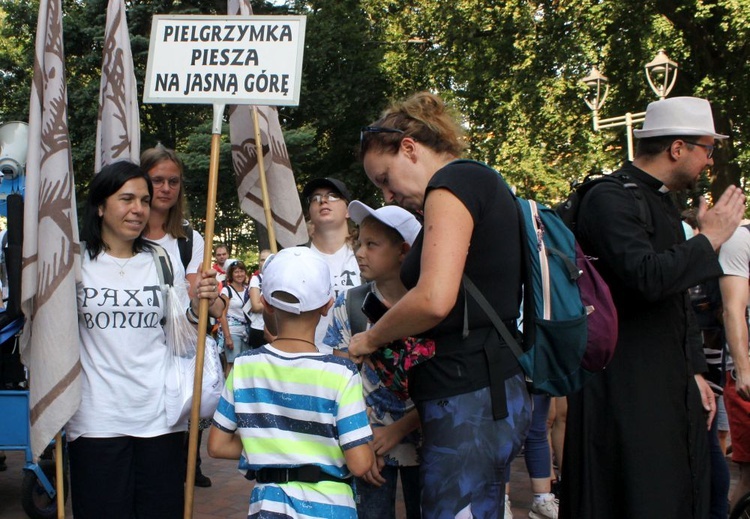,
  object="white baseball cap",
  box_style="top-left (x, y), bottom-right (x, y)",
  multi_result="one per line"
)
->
top-left (633, 96), bottom-right (728, 140)
top-left (348, 201), bottom-right (422, 246)
top-left (261, 247), bottom-right (332, 314)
